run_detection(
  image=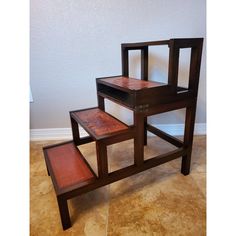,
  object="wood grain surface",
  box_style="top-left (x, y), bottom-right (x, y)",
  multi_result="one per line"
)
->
top-left (100, 76), bottom-right (165, 91)
top-left (46, 143), bottom-right (95, 189)
top-left (73, 108), bottom-right (128, 137)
